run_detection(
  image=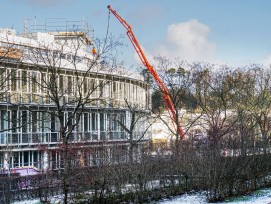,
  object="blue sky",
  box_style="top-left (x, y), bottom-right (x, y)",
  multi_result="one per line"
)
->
top-left (1, 0), bottom-right (271, 67)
